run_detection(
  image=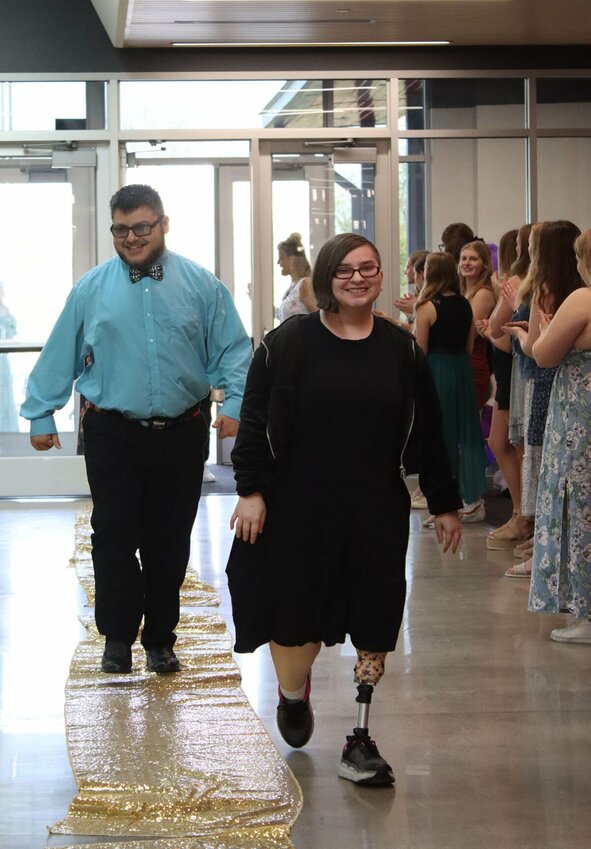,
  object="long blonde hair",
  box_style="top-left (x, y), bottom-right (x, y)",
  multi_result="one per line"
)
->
top-left (517, 222), bottom-right (543, 305)
top-left (458, 240), bottom-right (494, 300)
